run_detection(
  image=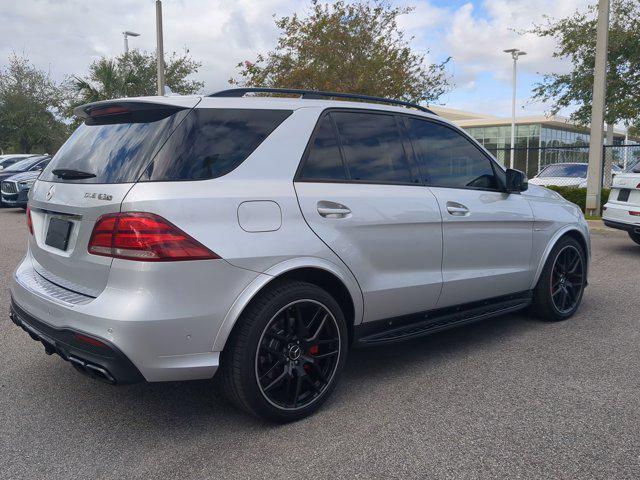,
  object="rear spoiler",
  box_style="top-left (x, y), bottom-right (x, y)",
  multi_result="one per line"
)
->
top-left (73, 100), bottom-right (189, 125)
